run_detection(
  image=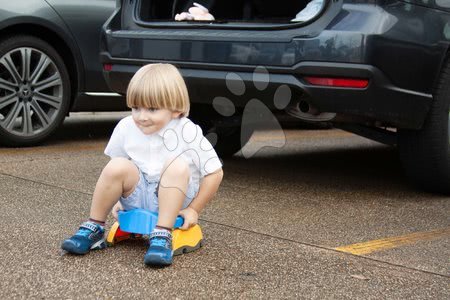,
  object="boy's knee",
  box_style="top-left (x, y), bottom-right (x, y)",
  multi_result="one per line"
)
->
top-left (103, 157), bottom-right (136, 179)
top-left (162, 157), bottom-right (190, 179)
